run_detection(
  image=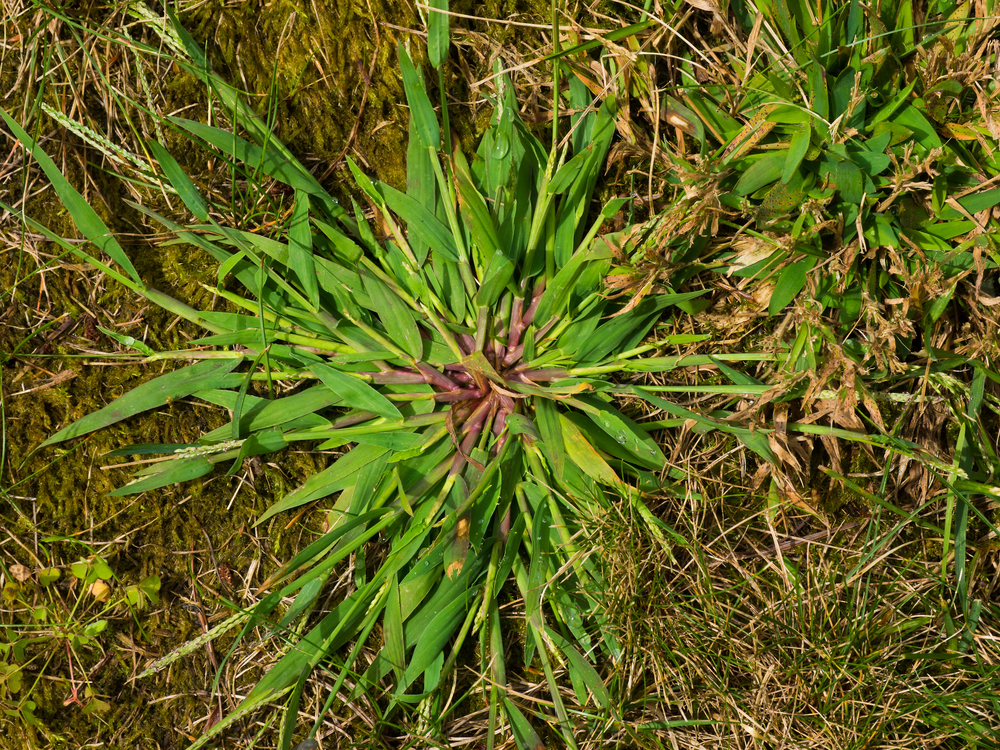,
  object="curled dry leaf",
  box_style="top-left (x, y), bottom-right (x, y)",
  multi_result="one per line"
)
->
top-left (89, 580), bottom-right (111, 602)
